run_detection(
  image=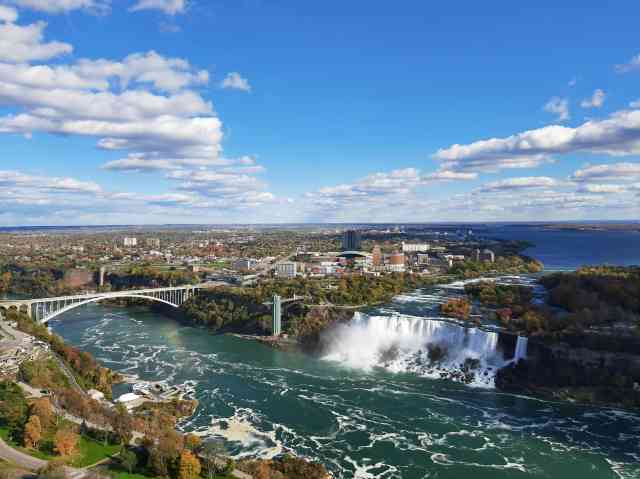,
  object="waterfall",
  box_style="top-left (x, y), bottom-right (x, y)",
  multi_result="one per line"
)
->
top-left (322, 312), bottom-right (506, 388)
top-left (513, 336), bottom-right (528, 363)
